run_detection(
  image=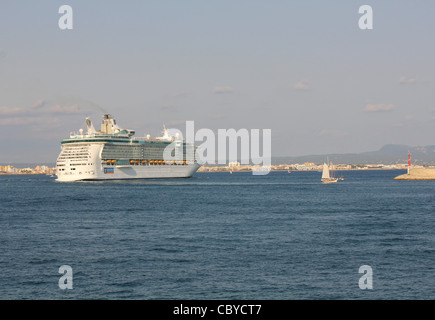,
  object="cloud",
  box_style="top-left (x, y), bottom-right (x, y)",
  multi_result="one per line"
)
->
top-left (293, 80), bottom-right (310, 91)
top-left (398, 76), bottom-right (431, 85)
top-left (0, 116), bottom-right (61, 127)
top-left (0, 99), bottom-right (85, 127)
top-left (364, 104), bottom-right (394, 112)
top-left (0, 106), bottom-right (25, 116)
top-left (47, 104), bottom-right (82, 114)
top-left (1, 102), bottom-right (83, 117)
top-left (32, 99), bottom-right (46, 109)
top-left (52, 95), bottom-right (108, 114)
top-left (399, 76), bottom-right (417, 84)
top-left (213, 86), bottom-right (234, 94)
